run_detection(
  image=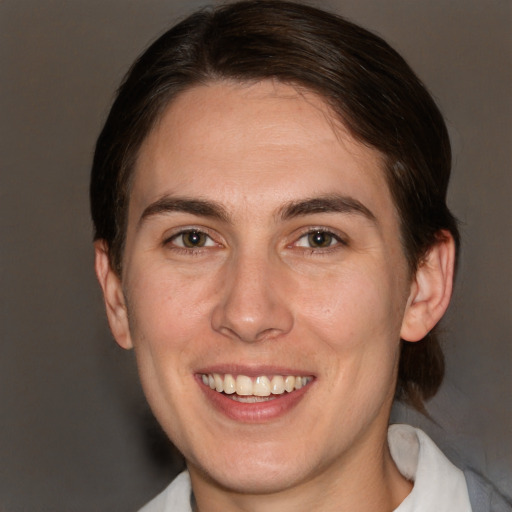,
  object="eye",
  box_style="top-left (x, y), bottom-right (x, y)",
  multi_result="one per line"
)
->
top-left (170, 230), bottom-right (216, 249)
top-left (295, 229), bottom-right (344, 249)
